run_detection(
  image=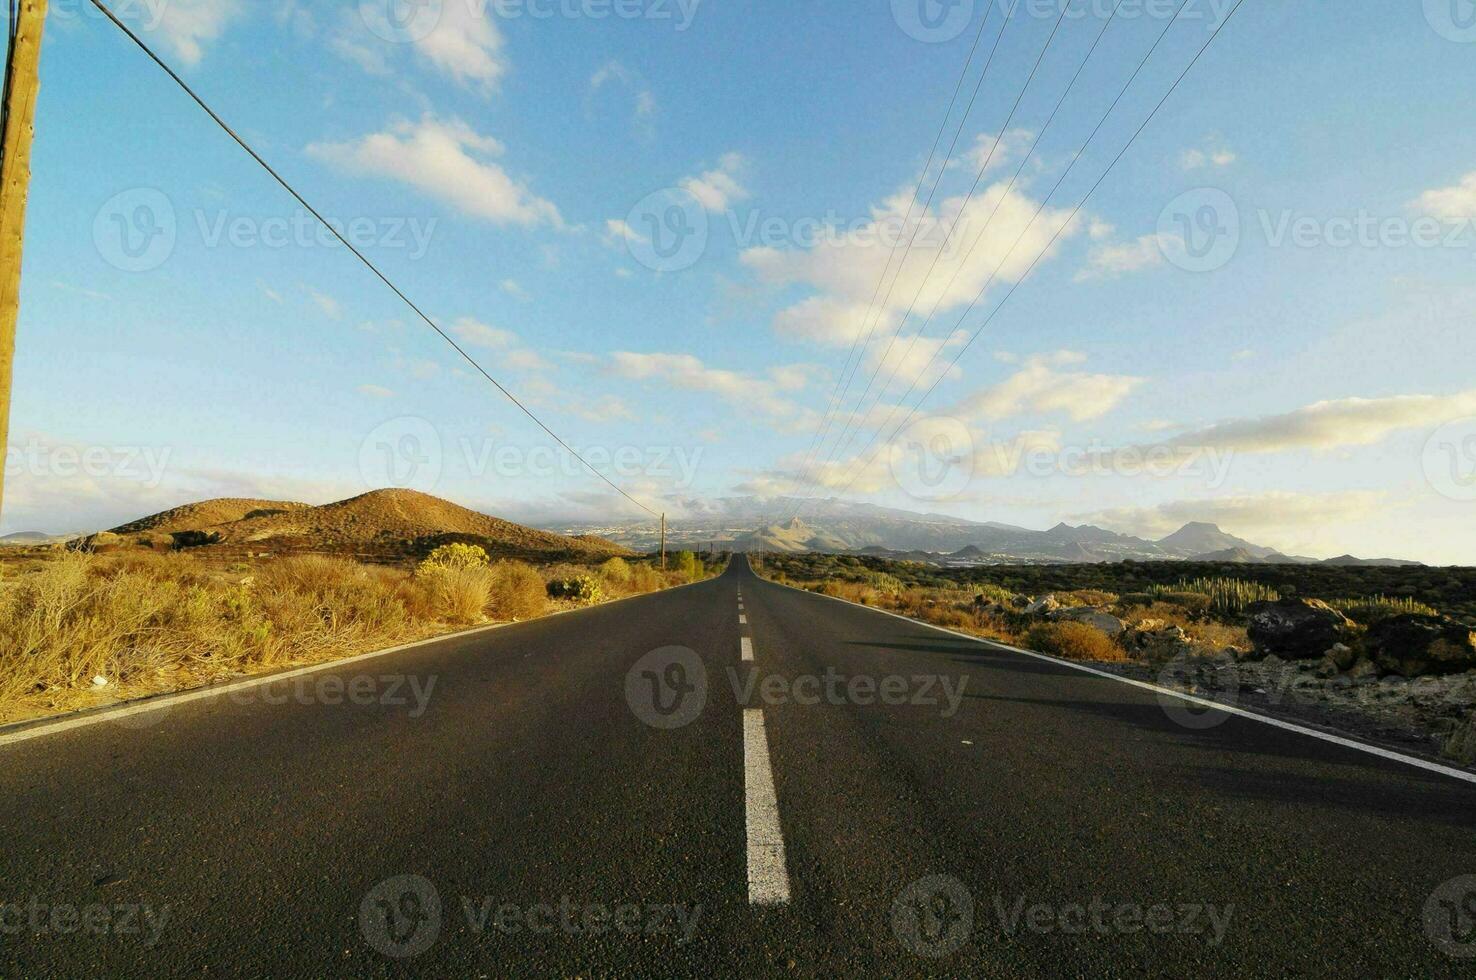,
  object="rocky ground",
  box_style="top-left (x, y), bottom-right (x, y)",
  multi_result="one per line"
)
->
top-left (1098, 653), bottom-right (1476, 766)
top-left (1021, 595), bottom-right (1476, 768)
